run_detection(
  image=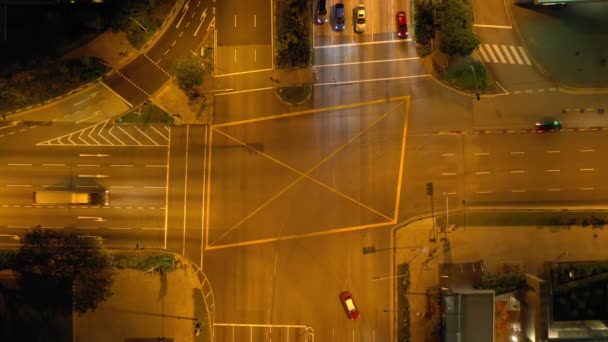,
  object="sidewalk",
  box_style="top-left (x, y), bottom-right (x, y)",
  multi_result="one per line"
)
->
top-left (508, 1), bottom-right (608, 89)
top-left (395, 215), bottom-right (608, 341)
top-left (74, 254), bottom-right (210, 342)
